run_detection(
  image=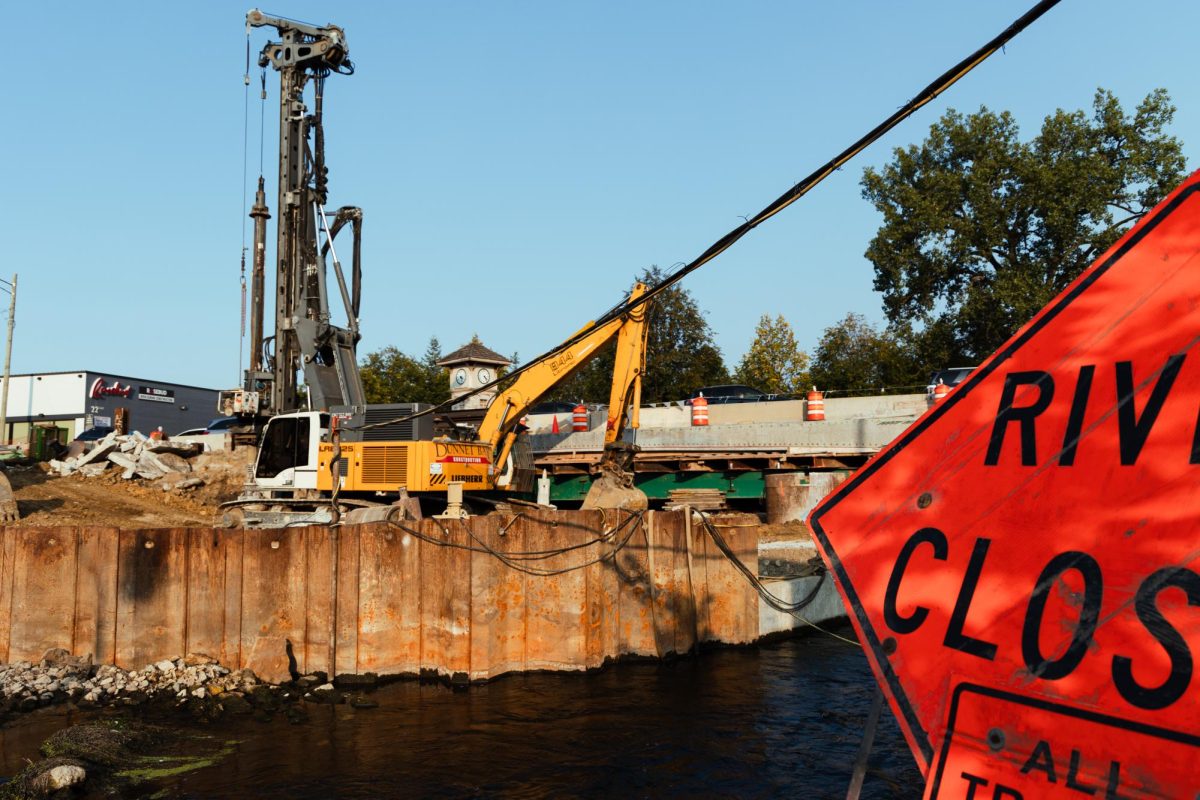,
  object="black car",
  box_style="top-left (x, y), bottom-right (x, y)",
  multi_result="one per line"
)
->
top-left (529, 401), bottom-right (579, 415)
top-left (205, 417), bottom-right (249, 434)
top-left (74, 426), bottom-right (114, 442)
top-left (685, 384), bottom-right (770, 405)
